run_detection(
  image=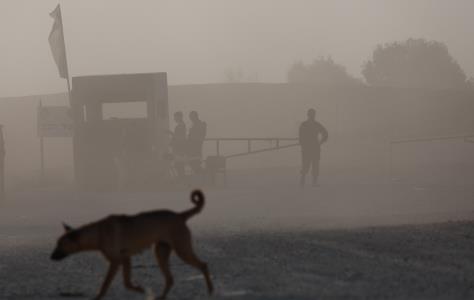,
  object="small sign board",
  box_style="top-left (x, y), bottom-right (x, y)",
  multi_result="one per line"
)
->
top-left (37, 105), bottom-right (73, 137)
